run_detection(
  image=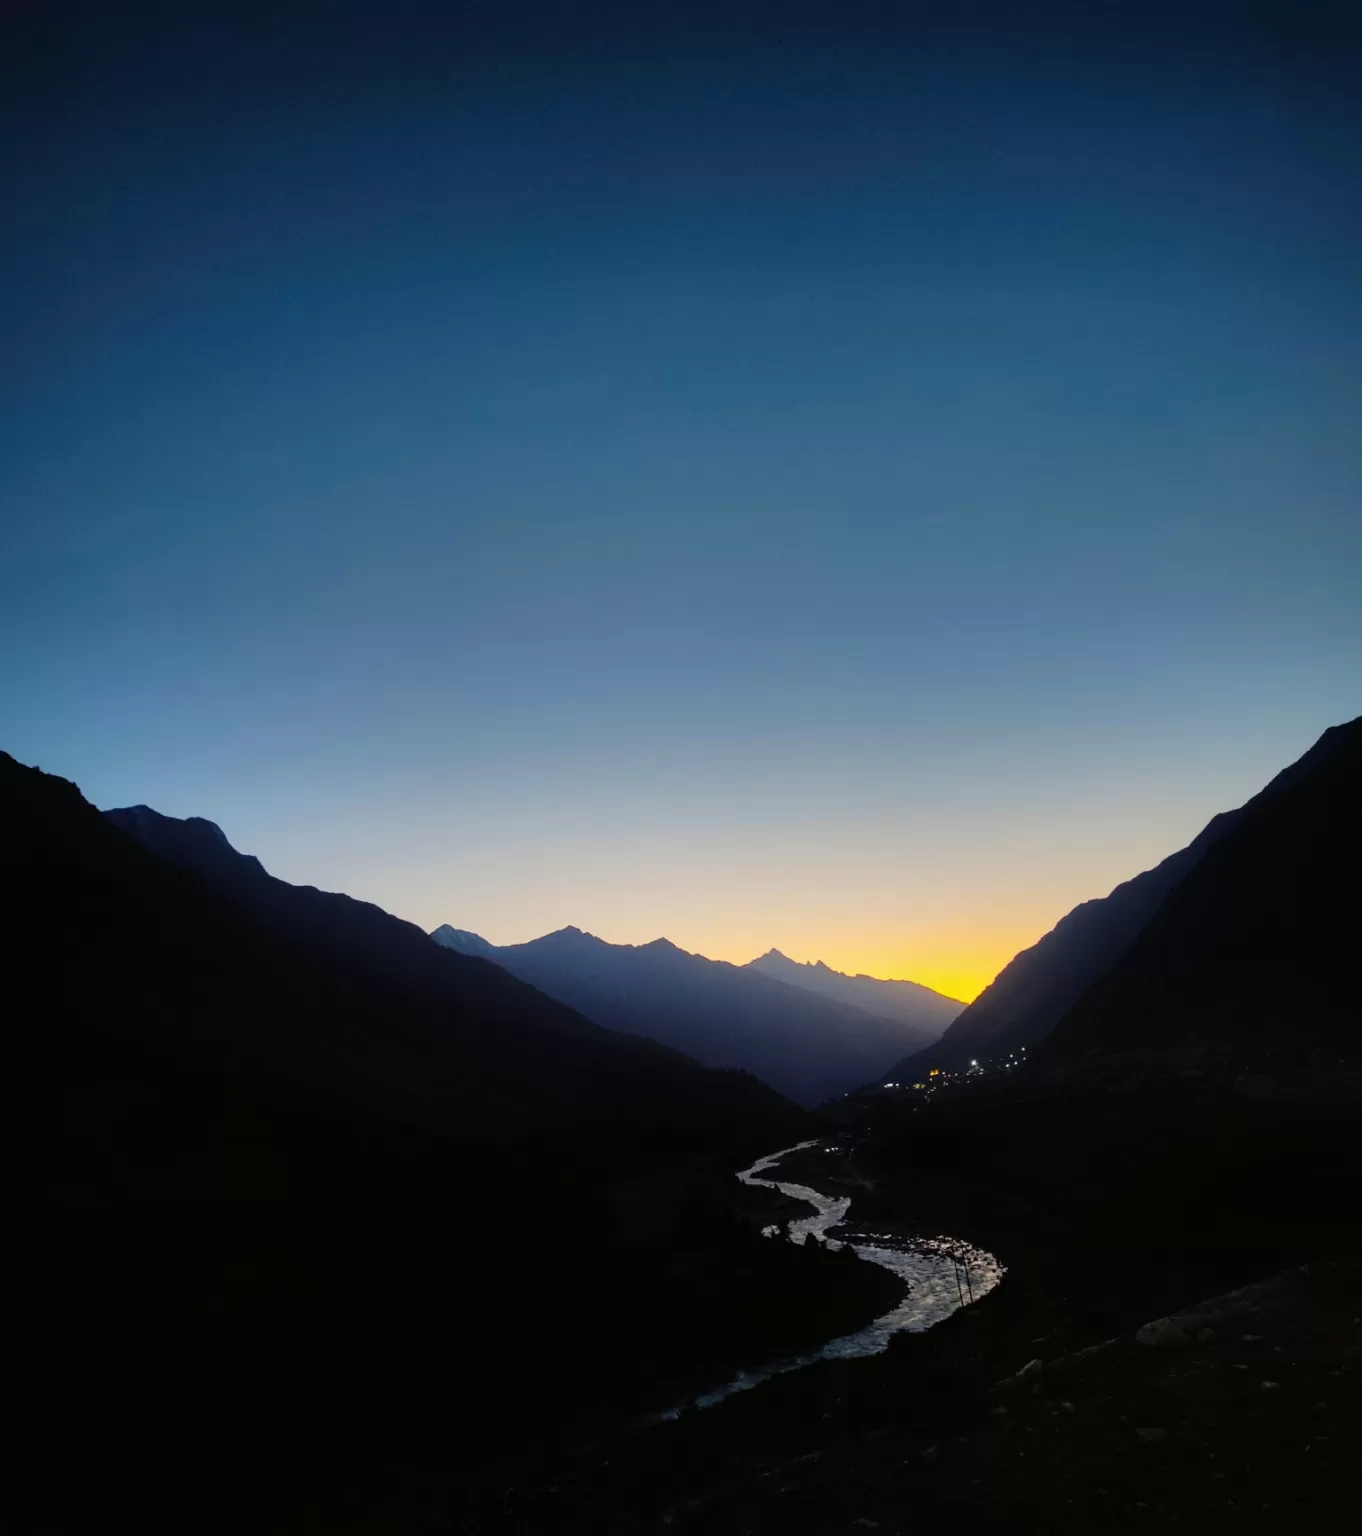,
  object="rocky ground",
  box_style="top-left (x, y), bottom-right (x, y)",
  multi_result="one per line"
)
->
top-left (466, 1125), bottom-right (1362, 1536)
top-left (638, 1260), bottom-right (1362, 1534)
